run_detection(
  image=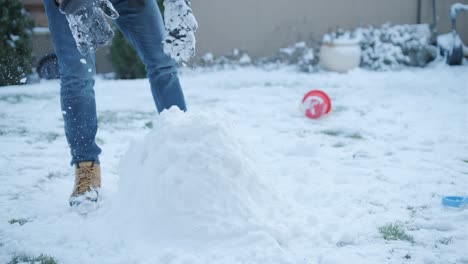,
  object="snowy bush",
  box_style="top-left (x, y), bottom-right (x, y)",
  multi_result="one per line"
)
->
top-left (197, 49), bottom-right (252, 68)
top-left (0, 0), bottom-right (34, 86)
top-left (358, 24), bottom-right (437, 71)
top-left (266, 42), bottom-right (318, 72)
top-left (109, 30), bottom-right (146, 79)
top-left (196, 24), bottom-right (437, 72)
top-left (256, 42), bottom-right (318, 72)
top-left (196, 43), bottom-right (318, 72)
